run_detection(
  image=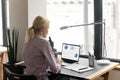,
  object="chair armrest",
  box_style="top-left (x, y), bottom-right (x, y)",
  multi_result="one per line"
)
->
top-left (4, 67), bottom-right (37, 80)
top-left (14, 61), bottom-right (24, 66)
